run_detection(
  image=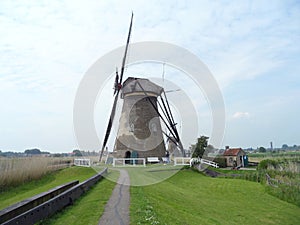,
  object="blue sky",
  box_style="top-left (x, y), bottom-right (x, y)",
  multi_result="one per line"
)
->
top-left (0, 0), bottom-right (299, 152)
